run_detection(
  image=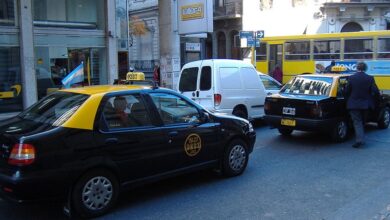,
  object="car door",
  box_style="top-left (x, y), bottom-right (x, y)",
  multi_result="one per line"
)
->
top-left (94, 92), bottom-right (178, 182)
top-left (148, 91), bottom-right (220, 169)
